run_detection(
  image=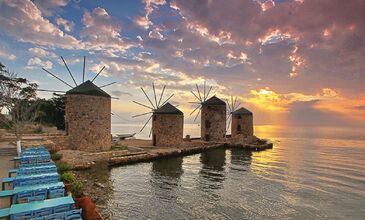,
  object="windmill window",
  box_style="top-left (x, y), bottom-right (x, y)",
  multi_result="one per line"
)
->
top-left (153, 115), bottom-right (156, 121)
top-left (238, 115), bottom-right (242, 119)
